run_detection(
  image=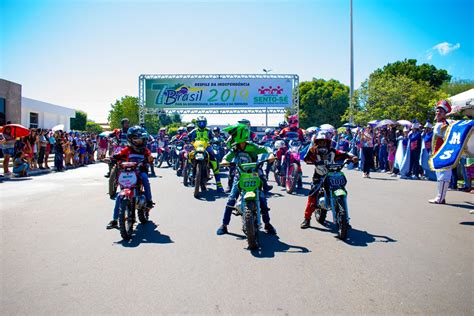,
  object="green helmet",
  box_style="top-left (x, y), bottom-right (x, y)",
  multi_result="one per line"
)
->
top-left (224, 123), bottom-right (250, 146)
